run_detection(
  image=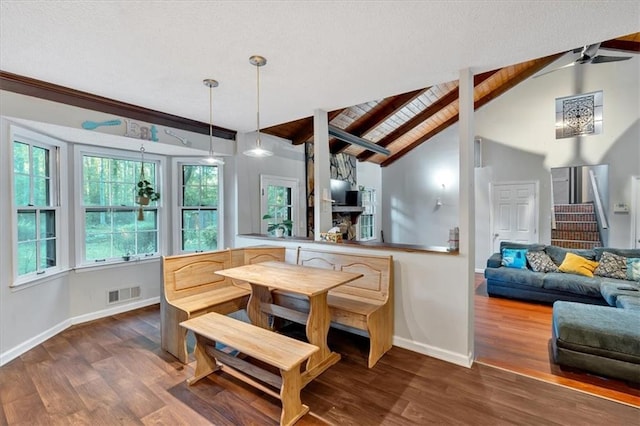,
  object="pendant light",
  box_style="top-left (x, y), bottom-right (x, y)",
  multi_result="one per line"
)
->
top-left (243, 55), bottom-right (273, 157)
top-left (202, 78), bottom-right (225, 165)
